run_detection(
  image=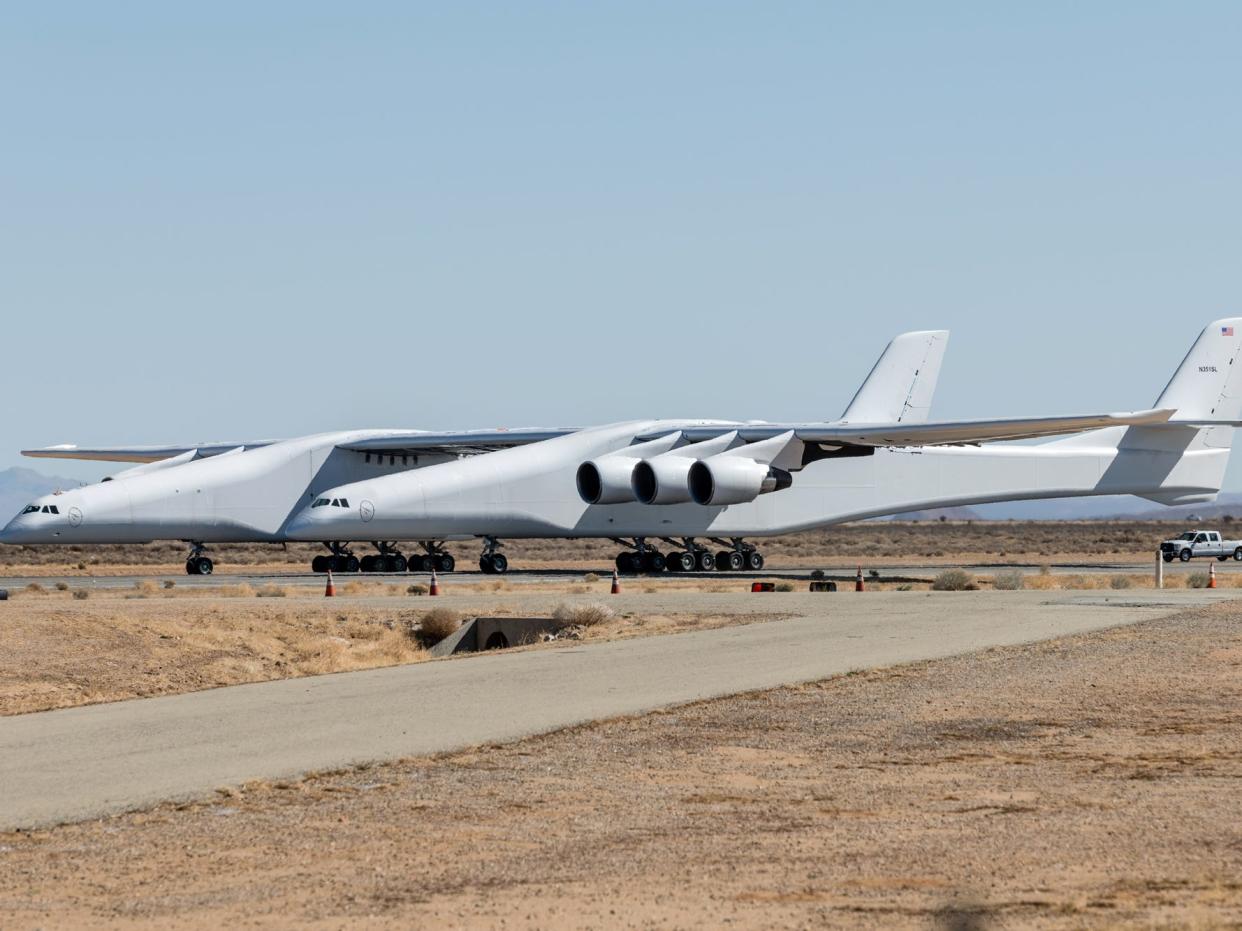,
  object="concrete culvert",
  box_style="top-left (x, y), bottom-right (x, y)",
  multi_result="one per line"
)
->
top-left (484, 631), bottom-right (509, 650)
